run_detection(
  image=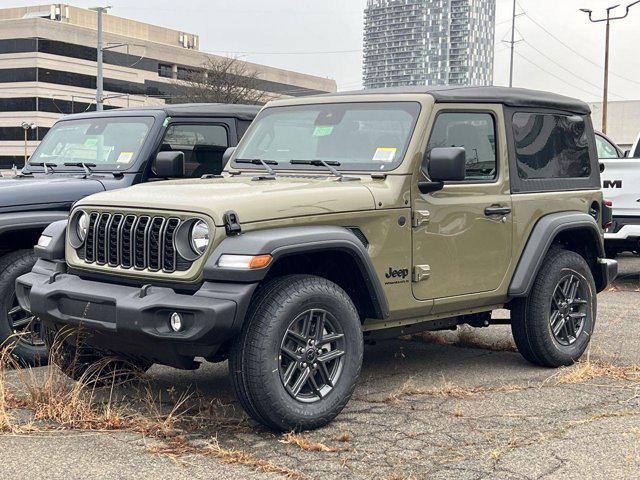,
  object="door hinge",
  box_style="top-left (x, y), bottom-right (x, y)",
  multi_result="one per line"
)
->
top-left (412, 264), bottom-right (431, 282)
top-left (412, 210), bottom-right (431, 228)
